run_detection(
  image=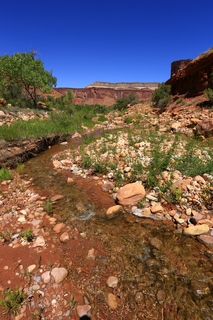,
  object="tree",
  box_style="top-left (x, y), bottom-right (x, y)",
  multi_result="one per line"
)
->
top-left (113, 93), bottom-right (138, 110)
top-left (0, 52), bottom-right (57, 107)
top-left (152, 83), bottom-right (171, 110)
